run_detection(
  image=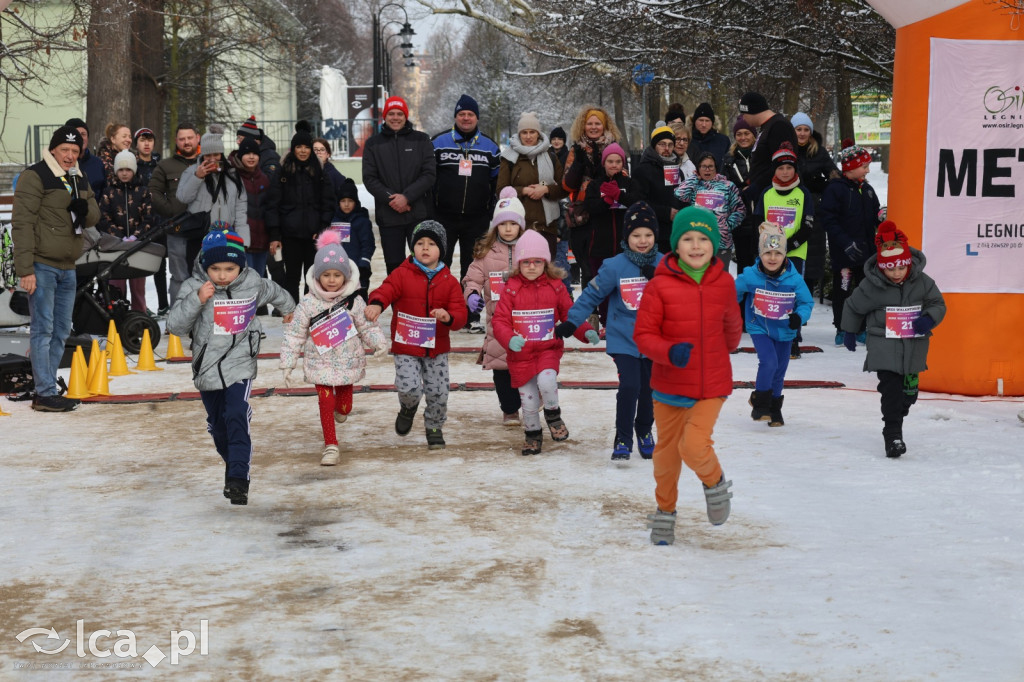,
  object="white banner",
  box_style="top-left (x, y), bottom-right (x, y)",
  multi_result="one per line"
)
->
top-left (923, 38), bottom-right (1024, 294)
